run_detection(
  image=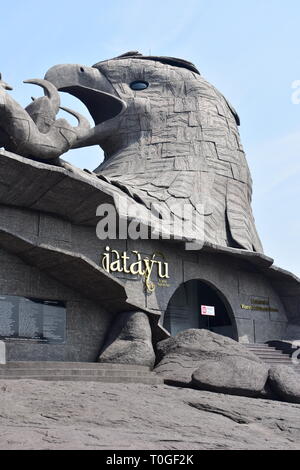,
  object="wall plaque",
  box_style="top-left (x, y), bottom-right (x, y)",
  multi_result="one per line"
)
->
top-left (0, 295), bottom-right (66, 343)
